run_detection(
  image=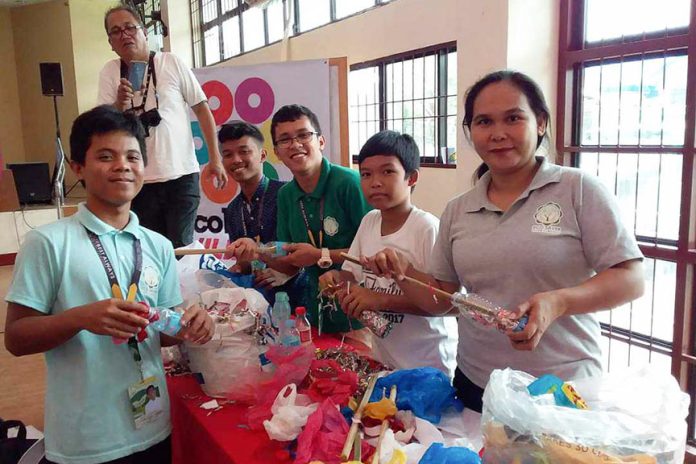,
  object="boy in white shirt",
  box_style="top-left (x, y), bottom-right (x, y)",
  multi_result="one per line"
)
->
top-left (319, 130), bottom-right (457, 376)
